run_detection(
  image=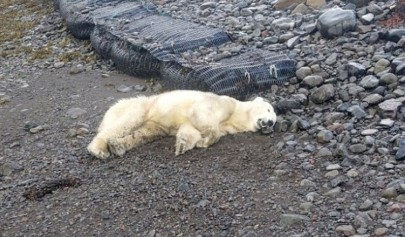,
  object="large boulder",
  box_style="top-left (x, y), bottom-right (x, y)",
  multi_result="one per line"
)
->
top-left (317, 7), bottom-right (356, 38)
